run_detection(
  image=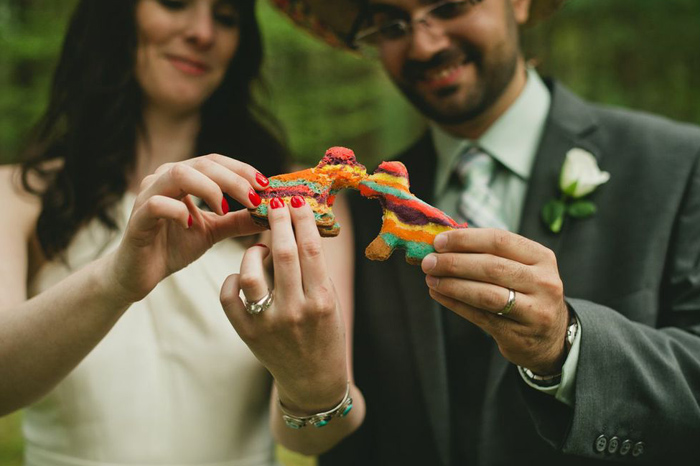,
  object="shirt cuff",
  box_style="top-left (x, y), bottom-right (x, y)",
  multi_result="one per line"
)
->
top-left (517, 315), bottom-right (582, 406)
